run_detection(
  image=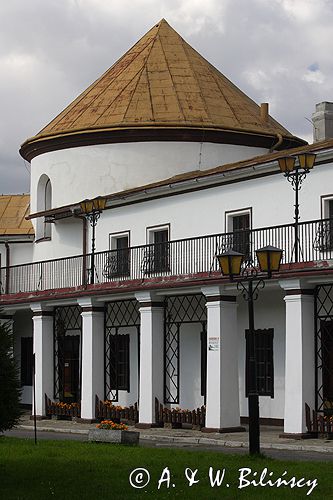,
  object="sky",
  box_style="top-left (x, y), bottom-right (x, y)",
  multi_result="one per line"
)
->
top-left (1, 0), bottom-right (332, 194)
